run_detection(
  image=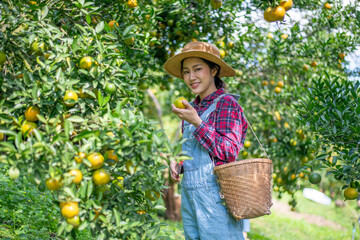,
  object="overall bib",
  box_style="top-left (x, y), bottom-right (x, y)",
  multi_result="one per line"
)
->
top-left (181, 94), bottom-right (245, 240)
